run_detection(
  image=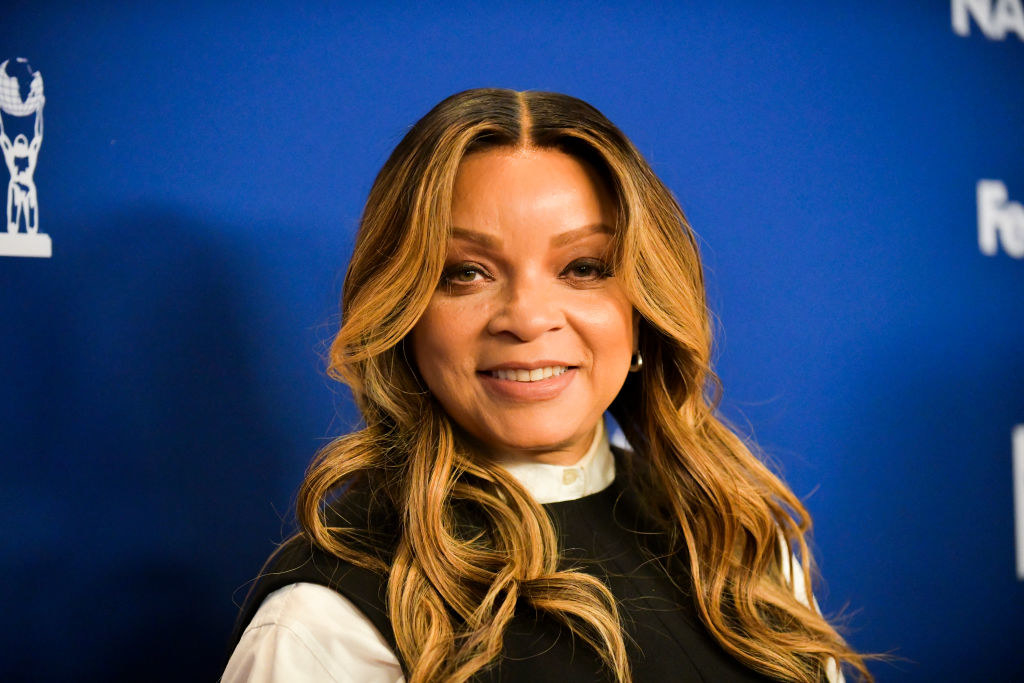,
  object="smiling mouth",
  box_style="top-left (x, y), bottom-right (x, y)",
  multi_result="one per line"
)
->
top-left (483, 366), bottom-right (576, 382)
